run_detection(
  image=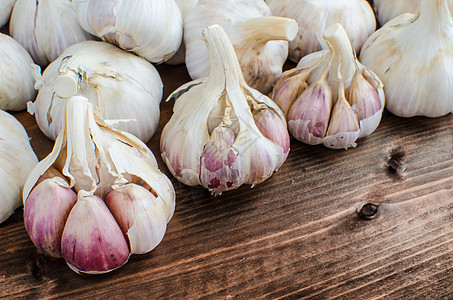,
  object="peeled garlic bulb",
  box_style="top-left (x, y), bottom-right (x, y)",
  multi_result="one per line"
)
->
top-left (0, 32), bottom-right (36, 111)
top-left (0, 0), bottom-right (15, 27)
top-left (373, 0), bottom-right (453, 26)
top-left (29, 40), bottom-right (163, 143)
top-left (9, 0), bottom-right (94, 67)
top-left (0, 109), bottom-right (38, 224)
top-left (184, 0), bottom-right (297, 94)
top-left (360, 0), bottom-right (453, 118)
top-left (23, 96), bottom-right (175, 274)
top-left (161, 24), bottom-right (290, 195)
top-left (74, 0), bottom-right (183, 63)
top-left (265, 0), bottom-right (376, 63)
top-left (272, 23), bottom-right (384, 149)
